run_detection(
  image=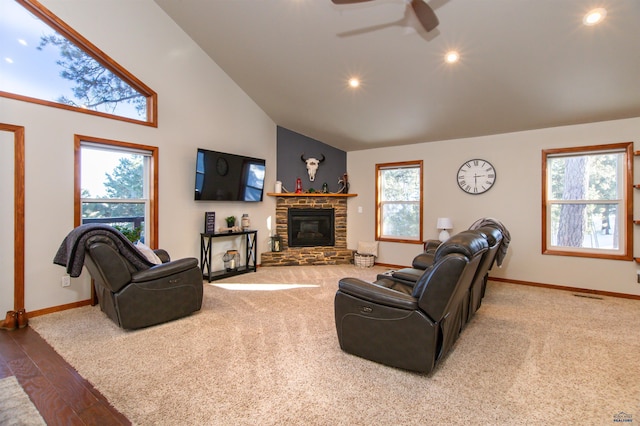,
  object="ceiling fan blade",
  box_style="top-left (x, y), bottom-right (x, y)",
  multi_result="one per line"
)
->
top-left (331, 0), bottom-right (375, 4)
top-left (411, 0), bottom-right (439, 32)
